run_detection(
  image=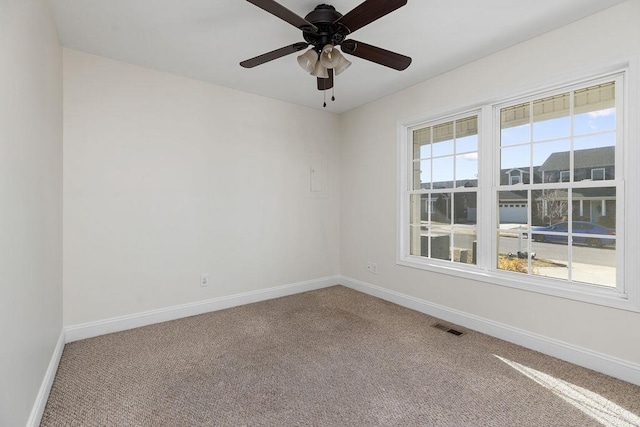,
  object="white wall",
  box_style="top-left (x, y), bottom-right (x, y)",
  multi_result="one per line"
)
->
top-left (340, 0), bottom-right (640, 365)
top-left (63, 50), bottom-right (340, 326)
top-left (0, 0), bottom-right (63, 425)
